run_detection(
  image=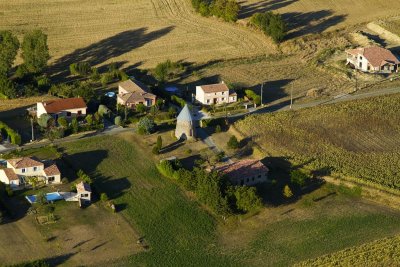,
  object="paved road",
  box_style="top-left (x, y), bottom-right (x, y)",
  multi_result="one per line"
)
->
top-left (196, 127), bottom-right (233, 164)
